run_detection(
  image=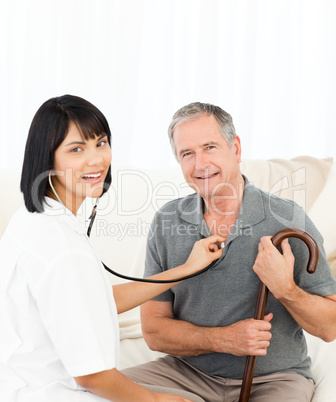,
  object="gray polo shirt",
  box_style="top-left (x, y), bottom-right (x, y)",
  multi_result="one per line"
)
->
top-left (144, 178), bottom-right (336, 379)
